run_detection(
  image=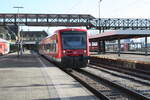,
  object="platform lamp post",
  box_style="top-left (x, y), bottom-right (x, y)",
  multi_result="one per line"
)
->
top-left (13, 6), bottom-right (24, 57)
top-left (98, 0), bottom-right (105, 54)
top-left (98, 0), bottom-right (102, 34)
